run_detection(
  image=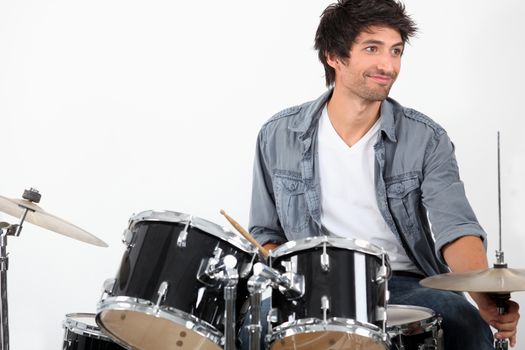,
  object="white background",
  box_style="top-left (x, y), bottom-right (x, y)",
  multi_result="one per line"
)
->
top-left (1, 0), bottom-right (524, 348)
